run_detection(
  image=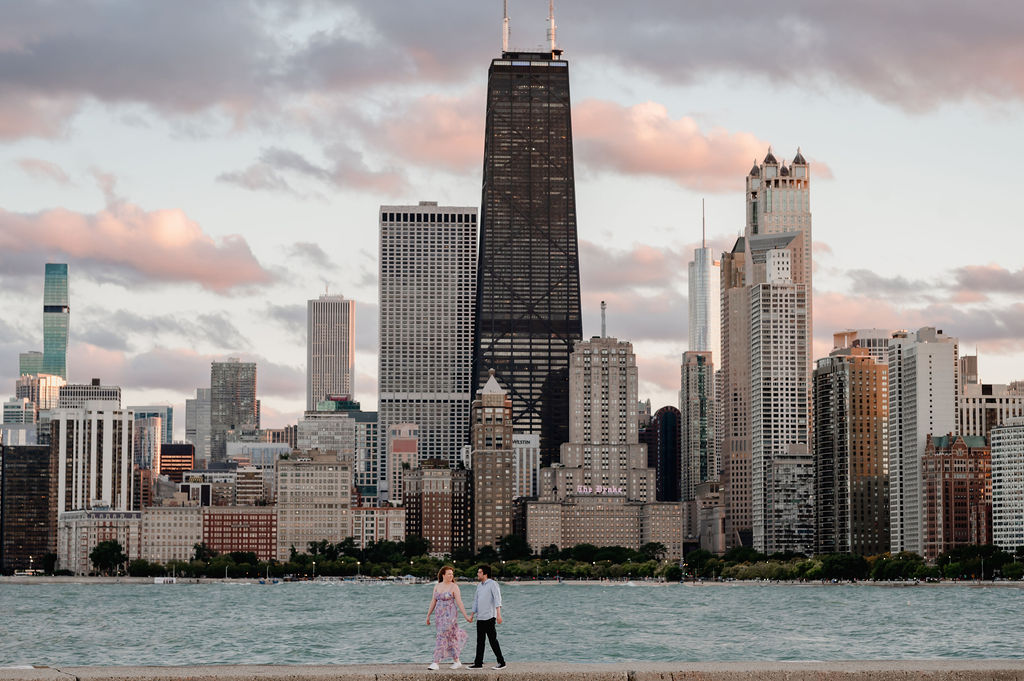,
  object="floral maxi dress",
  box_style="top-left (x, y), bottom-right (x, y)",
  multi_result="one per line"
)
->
top-left (433, 591), bottom-right (468, 663)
